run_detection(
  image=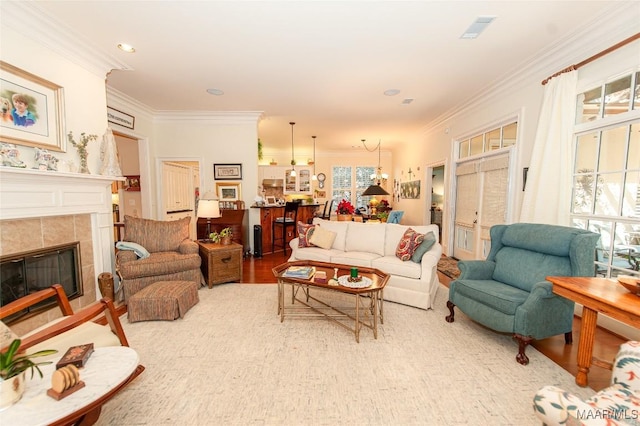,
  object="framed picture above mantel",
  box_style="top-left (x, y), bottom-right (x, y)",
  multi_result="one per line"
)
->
top-left (0, 61), bottom-right (66, 151)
